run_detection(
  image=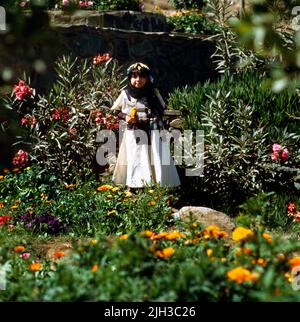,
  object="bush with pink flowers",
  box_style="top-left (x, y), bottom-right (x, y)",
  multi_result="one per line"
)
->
top-left (4, 54), bottom-right (123, 180)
